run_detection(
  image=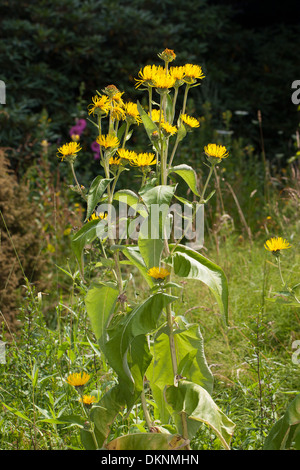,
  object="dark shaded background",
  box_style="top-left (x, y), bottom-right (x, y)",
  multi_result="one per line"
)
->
top-left (0, 0), bottom-right (299, 177)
